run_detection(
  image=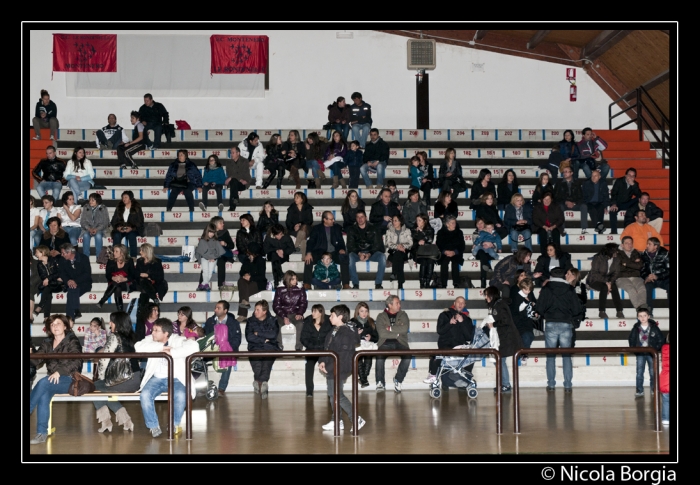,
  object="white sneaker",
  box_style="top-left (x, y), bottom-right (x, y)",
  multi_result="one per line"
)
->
top-left (394, 379), bottom-right (402, 393)
top-left (50, 135), bottom-right (55, 140)
top-left (423, 374), bottom-right (437, 384)
top-left (322, 420), bottom-right (344, 431)
top-left (376, 382), bottom-right (385, 391)
top-left (662, 419), bottom-right (669, 426)
top-left (351, 416), bottom-right (366, 432)
top-left (32, 136), bottom-right (41, 140)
